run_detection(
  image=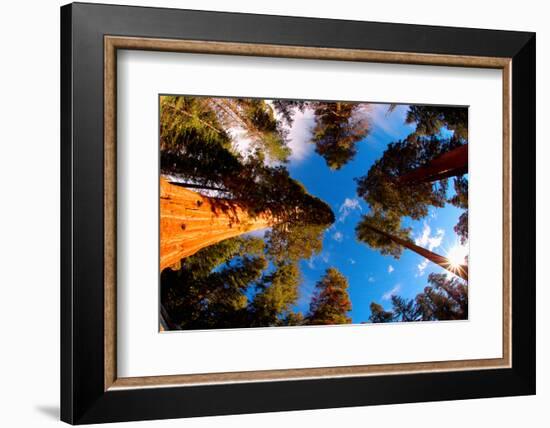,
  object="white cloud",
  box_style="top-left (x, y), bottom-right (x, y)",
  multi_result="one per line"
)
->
top-left (368, 276), bottom-right (375, 283)
top-left (338, 197), bottom-right (362, 222)
top-left (349, 258), bottom-right (356, 265)
top-left (285, 108), bottom-right (315, 162)
top-left (332, 231), bottom-right (344, 242)
top-left (307, 251), bottom-right (330, 270)
top-left (415, 222), bottom-right (445, 251)
top-left (416, 259), bottom-right (429, 276)
top-left (388, 264), bottom-right (394, 274)
top-left (382, 284), bottom-right (401, 301)
top-left (369, 104), bottom-right (415, 139)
